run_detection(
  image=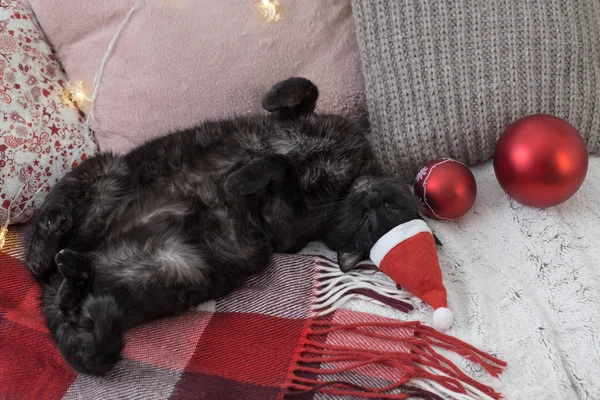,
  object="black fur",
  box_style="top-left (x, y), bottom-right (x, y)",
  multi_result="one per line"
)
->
top-left (25, 77), bottom-right (422, 375)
